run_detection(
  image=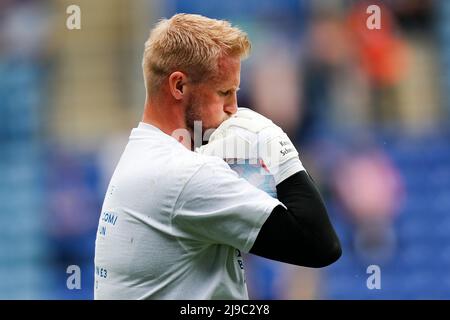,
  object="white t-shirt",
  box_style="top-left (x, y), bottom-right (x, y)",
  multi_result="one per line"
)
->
top-left (94, 122), bottom-right (282, 300)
